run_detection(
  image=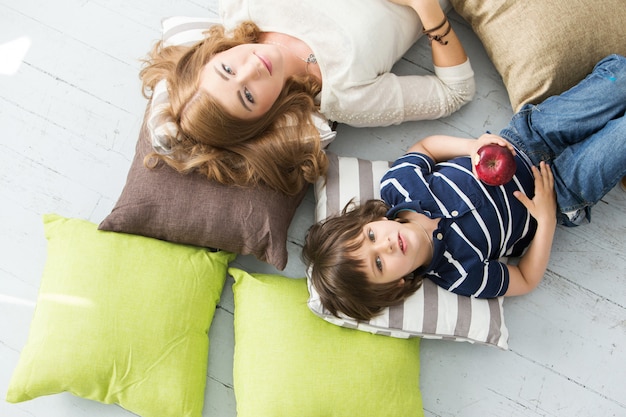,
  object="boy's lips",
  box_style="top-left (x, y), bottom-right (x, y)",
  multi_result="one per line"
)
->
top-left (256, 53), bottom-right (272, 75)
top-left (398, 233), bottom-right (406, 254)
